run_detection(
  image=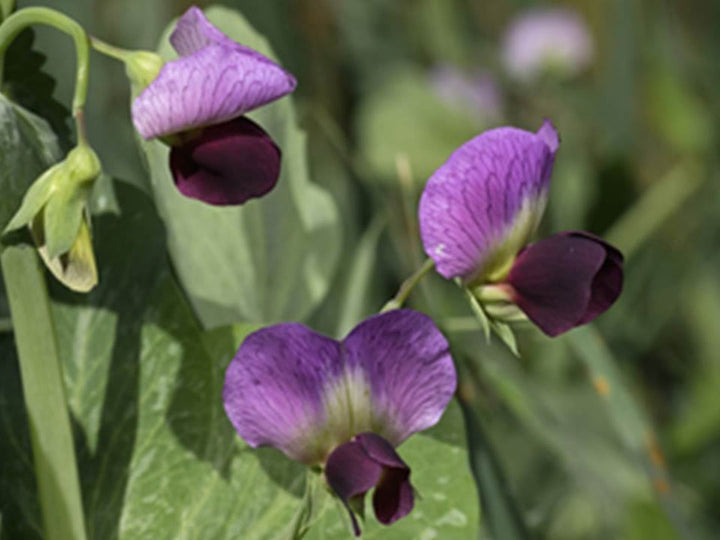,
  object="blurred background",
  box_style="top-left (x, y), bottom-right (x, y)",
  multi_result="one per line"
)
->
top-left (15, 0), bottom-right (720, 538)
